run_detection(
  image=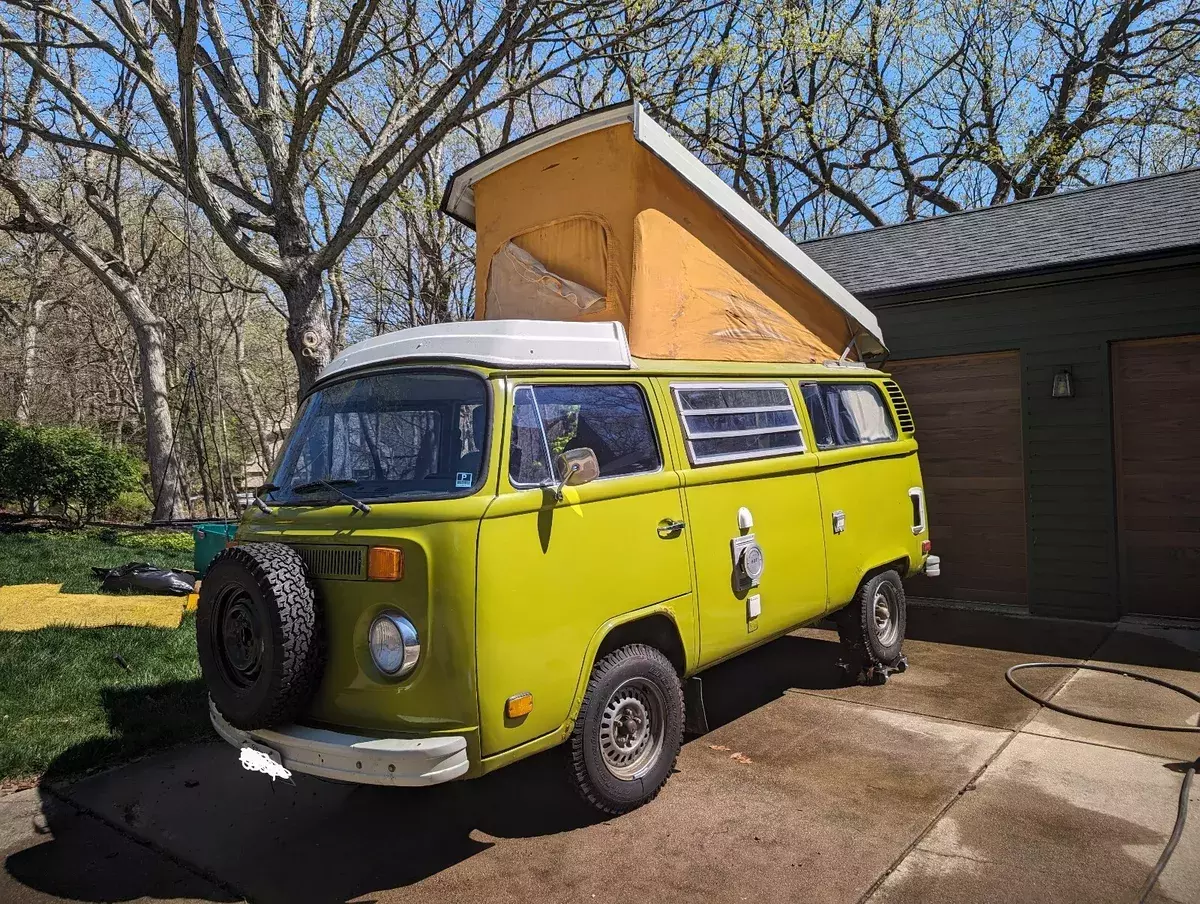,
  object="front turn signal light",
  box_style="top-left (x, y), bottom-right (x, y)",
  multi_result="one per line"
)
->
top-left (368, 546), bottom-right (404, 581)
top-left (505, 692), bottom-right (534, 719)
